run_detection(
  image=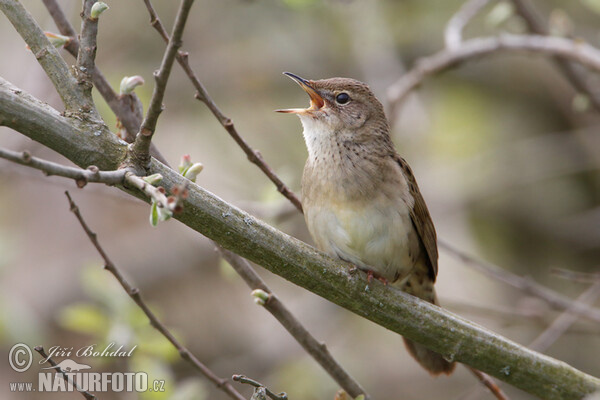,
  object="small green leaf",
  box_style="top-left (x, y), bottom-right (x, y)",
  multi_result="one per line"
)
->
top-left (150, 201), bottom-right (159, 226)
top-left (90, 2), bottom-right (109, 19)
top-left (58, 303), bottom-right (109, 335)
